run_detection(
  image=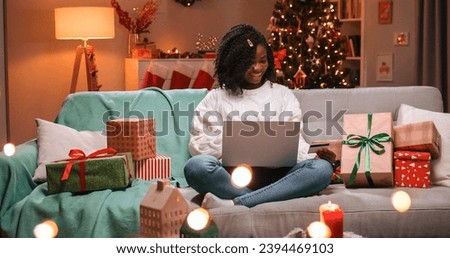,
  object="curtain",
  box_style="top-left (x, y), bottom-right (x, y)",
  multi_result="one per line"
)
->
top-left (416, 0), bottom-right (448, 112)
